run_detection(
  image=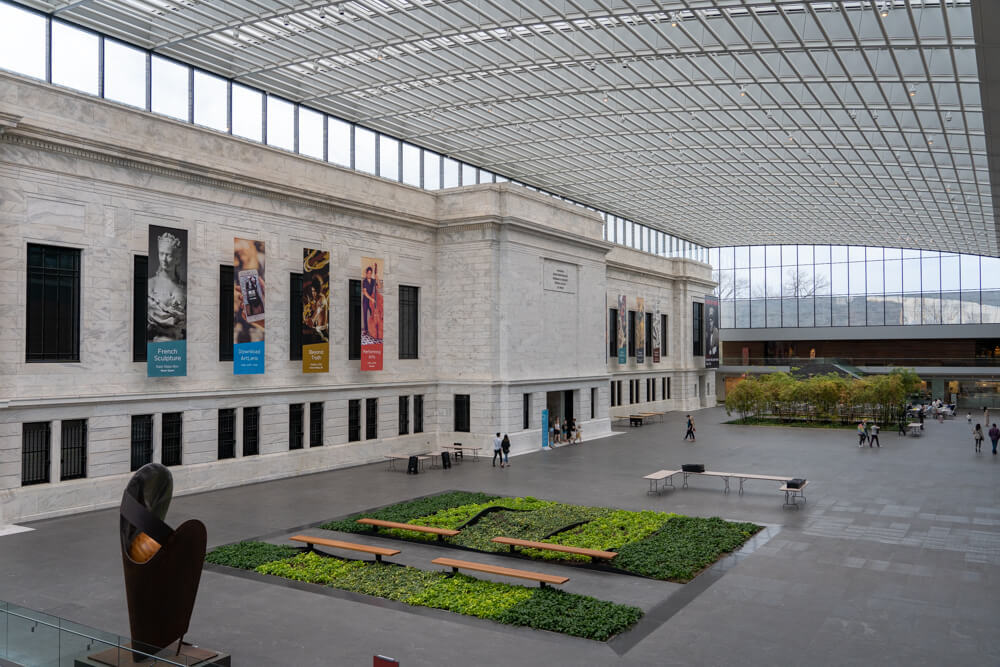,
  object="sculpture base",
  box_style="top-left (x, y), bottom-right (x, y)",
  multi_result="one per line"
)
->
top-left (79, 641), bottom-right (229, 667)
